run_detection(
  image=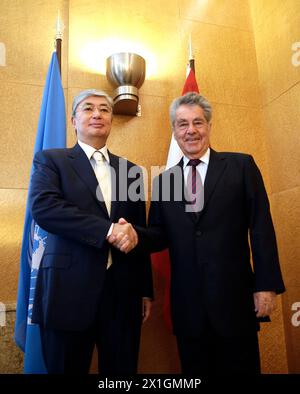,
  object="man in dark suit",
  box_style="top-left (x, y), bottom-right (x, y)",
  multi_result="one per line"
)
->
top-left (29, 89), bottom-right (153, 374)
top-left (133, 92), bottom-right (285, 375)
